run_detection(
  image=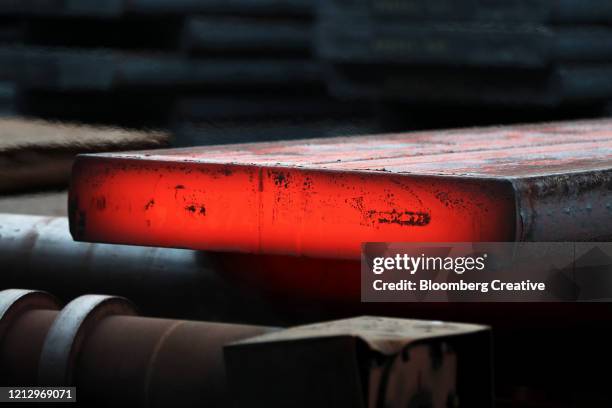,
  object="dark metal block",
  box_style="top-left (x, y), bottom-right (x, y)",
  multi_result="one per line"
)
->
top-left (317, 21), bottom-right (612, 68)
top-left (319, 0), bottom-right (612, 24)
top-left (226, 316), bottom-right (492, 408)
top-left (6, 47), bottom-right (321, 91)
top-left (326, 64), bottom-right (612, 107)
top-left (0, 0), bottom-right (312, 17)
top-left (171, 118), bottom-right (383, 146)
top-left (182, 17), bottom-right (311, 54)
top-left (173, 95), bottom-right (366, 121)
